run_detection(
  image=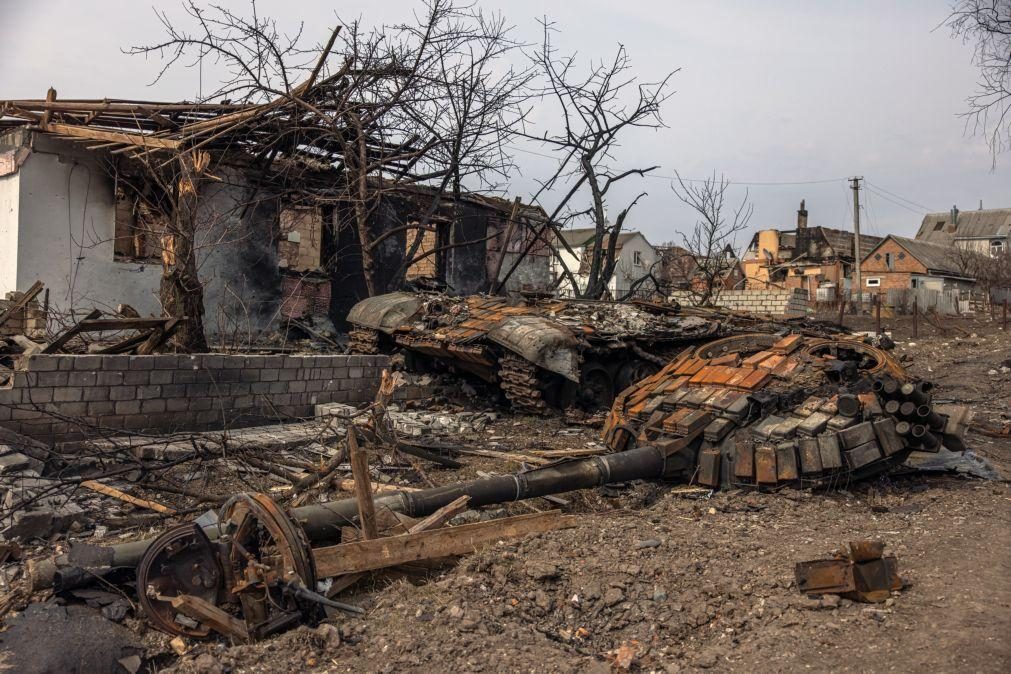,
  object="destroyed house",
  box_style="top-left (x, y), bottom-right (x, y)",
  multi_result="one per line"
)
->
top-left (742, 200), bottom-right (882, 296)
top-left (0, 125), bottom-right (282, 333)
top-left (0, 95), bottom-right (551, 333)
top-left (329, 185), bottom-right (552, 321)
top-left (914, 207), bottom-right (1011, 257)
